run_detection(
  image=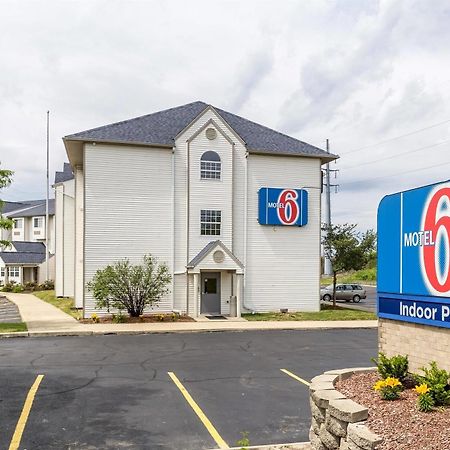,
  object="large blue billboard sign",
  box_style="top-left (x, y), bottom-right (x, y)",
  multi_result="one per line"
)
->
top-left (378, 180), bottom-right (450, 328)
top-left (258, 188), bottom-right (308, 226)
